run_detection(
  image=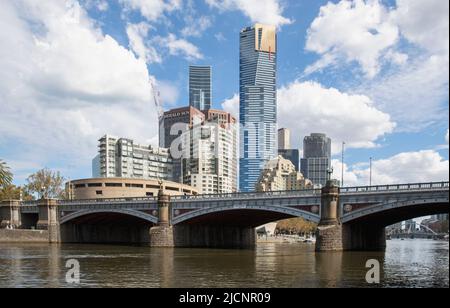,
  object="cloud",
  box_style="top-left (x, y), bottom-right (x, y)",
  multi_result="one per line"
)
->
top-left (83, 0), bottom-right (109, 11)
top-left (206, 0), bottom-right (292, 28)
top-left (305, 0), bottom-right (399, 78)
top-left (126, 22), bottom-right (162, 64)
top-left (182, 16), bottom-right (213, 38)
top-left (332, 150), bottom-right (449, 186)
top-left (119, 0), bottom-right (182, 22)
top-left (305, 0), bottom-right (449, 131)
top-left (0, 0), bottom-right (159, 182)
top-left (392, 0), bottom-right (449, 55)
top-left (446, 129), bottom-right (449, 145)
top-left (154, 33), bottom-right (204, 60)
top-left (221, 94), bottom-right (239, 118)
top-left (220, 82), bottom-right (395, 153)
top-left (278, 81), bottom-right (395, 152)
